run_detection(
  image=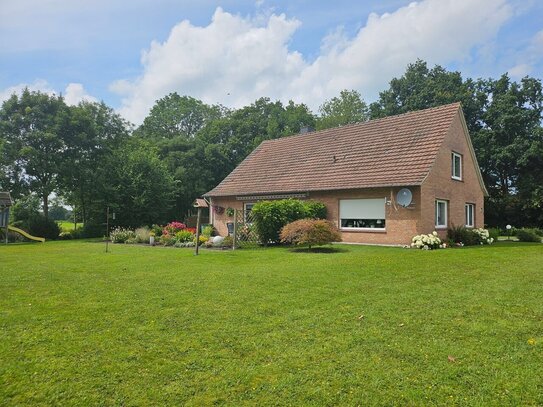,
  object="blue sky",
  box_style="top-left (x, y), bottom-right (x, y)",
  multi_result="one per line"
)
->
top-left (1, 0), bottom-right (542, 124)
